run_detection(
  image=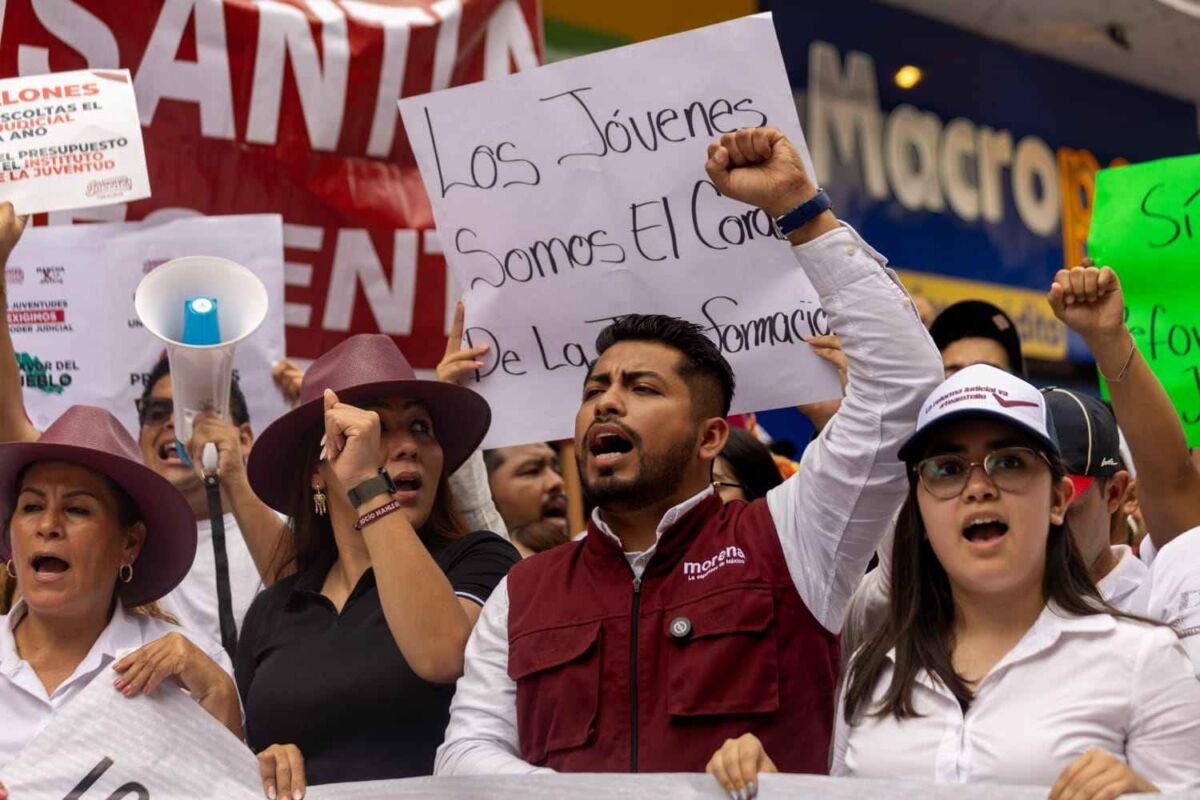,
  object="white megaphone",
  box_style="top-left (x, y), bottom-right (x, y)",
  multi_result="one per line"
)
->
top-left (134, 256), bottom-right (268, 468)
